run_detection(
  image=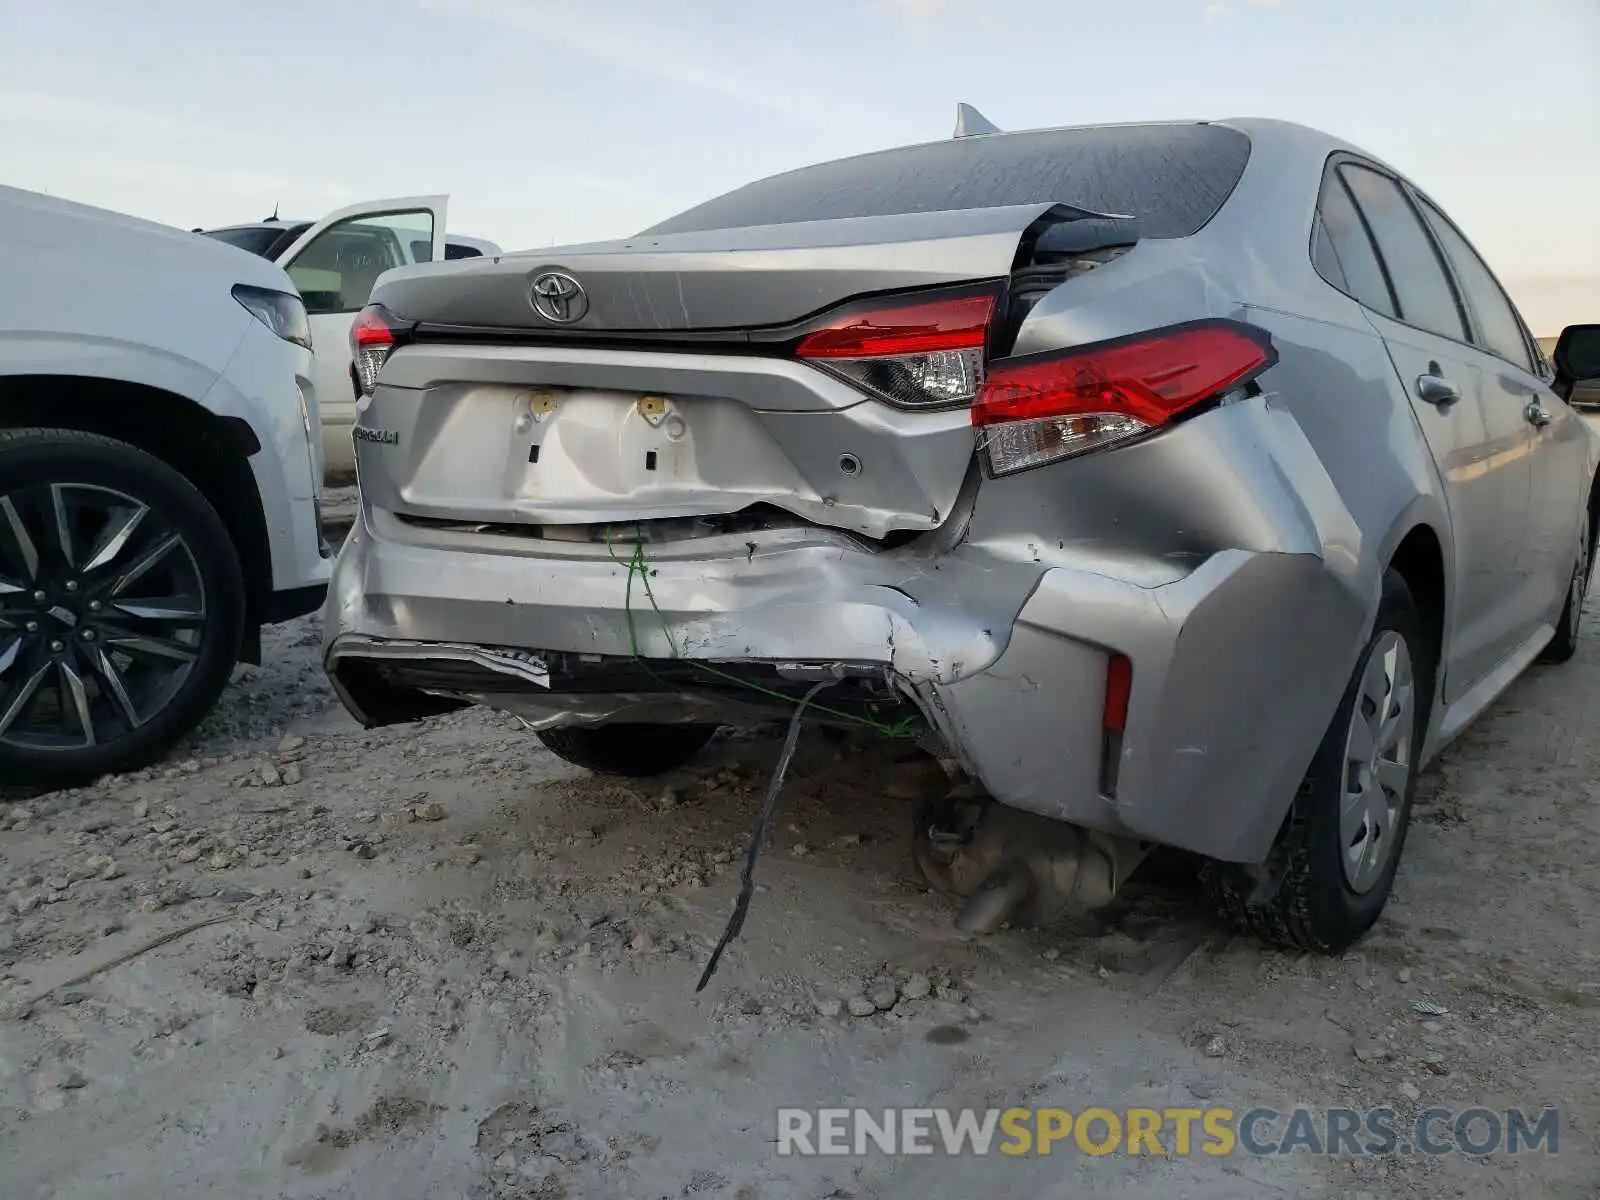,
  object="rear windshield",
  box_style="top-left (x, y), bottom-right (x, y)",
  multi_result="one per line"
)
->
top-left (644, 123), bottom-right (1251, 240)
top-left (202, 226), bottom-right (284, 257)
